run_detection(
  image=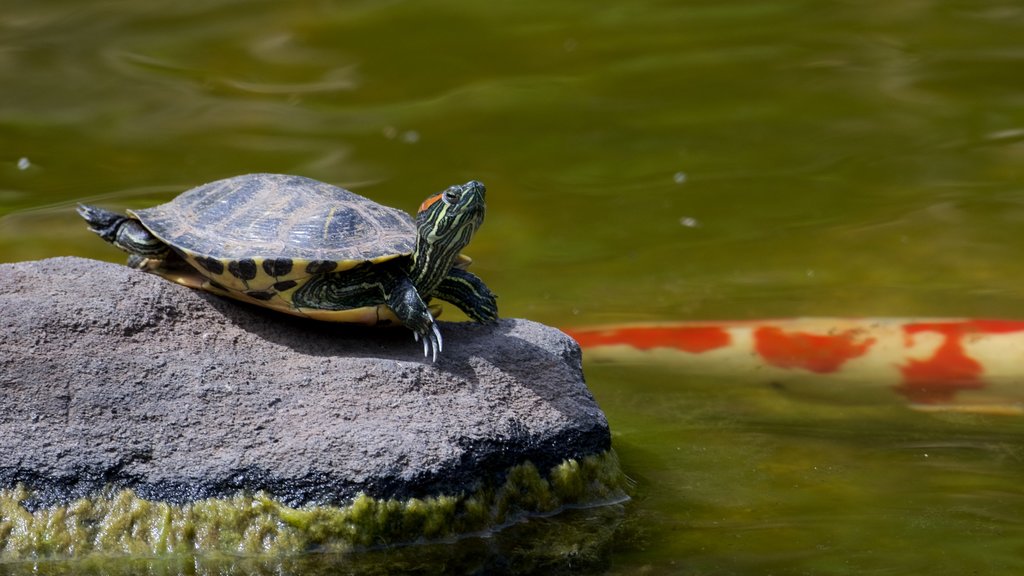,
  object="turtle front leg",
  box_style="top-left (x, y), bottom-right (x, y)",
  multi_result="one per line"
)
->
top-left (384, 273), bottom-right (443, 362)
top-left (77, 204), bottom-right (169, 258)
top-left (434, 268), bottom-right (498, 324)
